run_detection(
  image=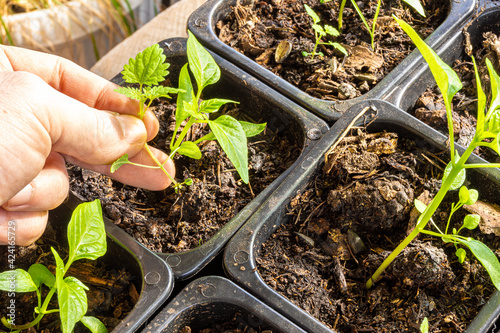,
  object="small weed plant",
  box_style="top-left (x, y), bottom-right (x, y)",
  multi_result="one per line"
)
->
top-left (321, 0), bottom-right (425, 49)
top-left (0, 200), bottom-right (108, 333)
top-left (112, 32), bottom-right (266, 191)
top-left (303, 4), bottom-right (347, 59)
top-left (366, 17), bottom-right (500, 290)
